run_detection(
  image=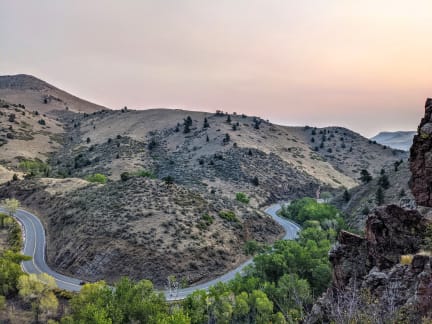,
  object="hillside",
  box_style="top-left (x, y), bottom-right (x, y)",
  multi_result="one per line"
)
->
top-left (371, 131), bottom-right (415, 151)
top-left (0, 74), bottom-right (107, 115)
top-left (0, 75), bottom-right (408, 287)
top-left (308, 99), bottom-right (432, 323)
top-left (332, 160), bottom-right (413, 230)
